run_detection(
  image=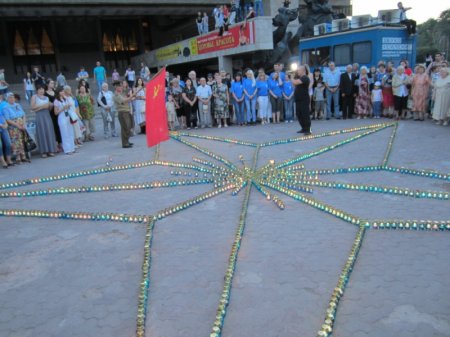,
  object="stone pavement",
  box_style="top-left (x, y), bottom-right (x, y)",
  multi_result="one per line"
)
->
top-left (0, 118), bottom-right (449, 337)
